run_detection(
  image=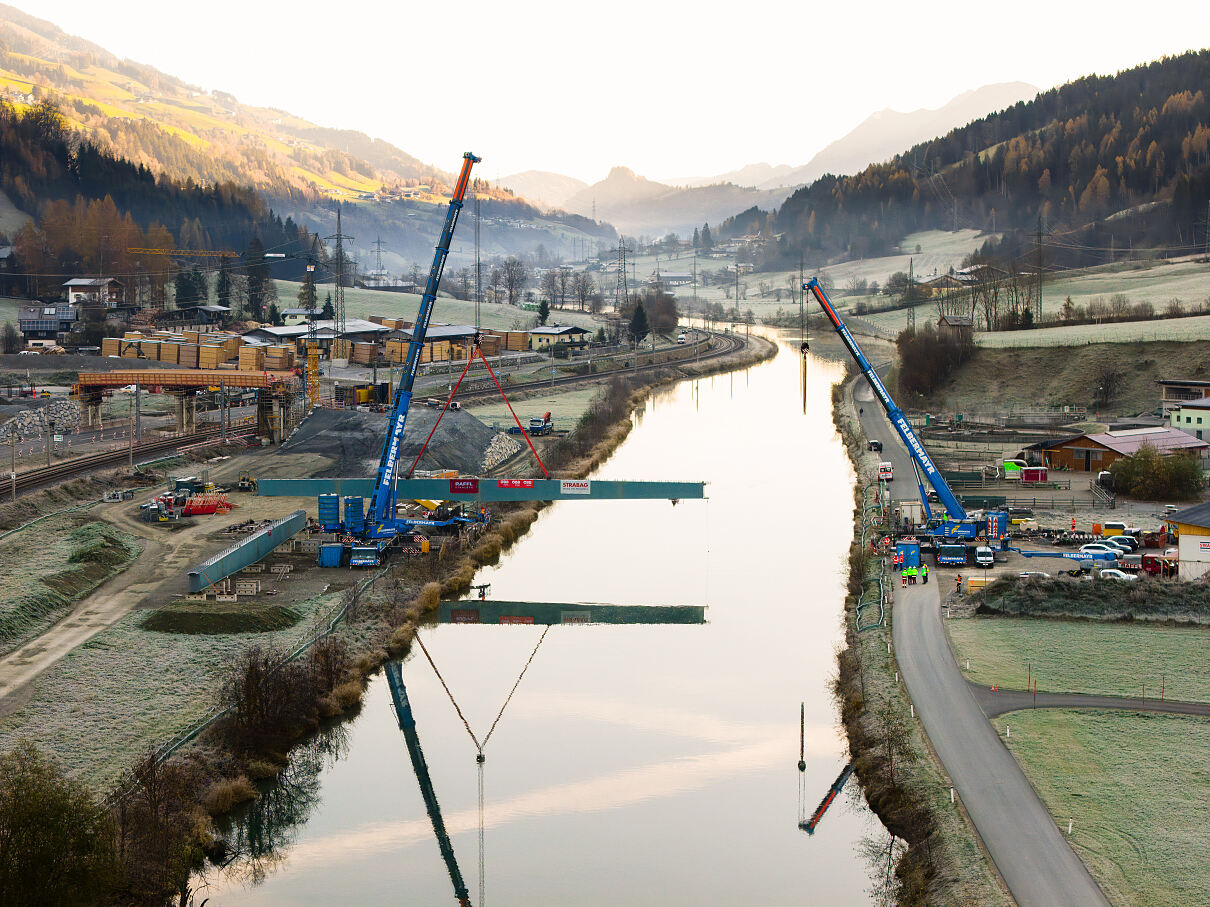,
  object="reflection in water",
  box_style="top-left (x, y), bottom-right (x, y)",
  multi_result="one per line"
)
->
top-left (209, 723), bottom-right (349, 889)
top-left (199, 334), bottom-right (885, 905)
